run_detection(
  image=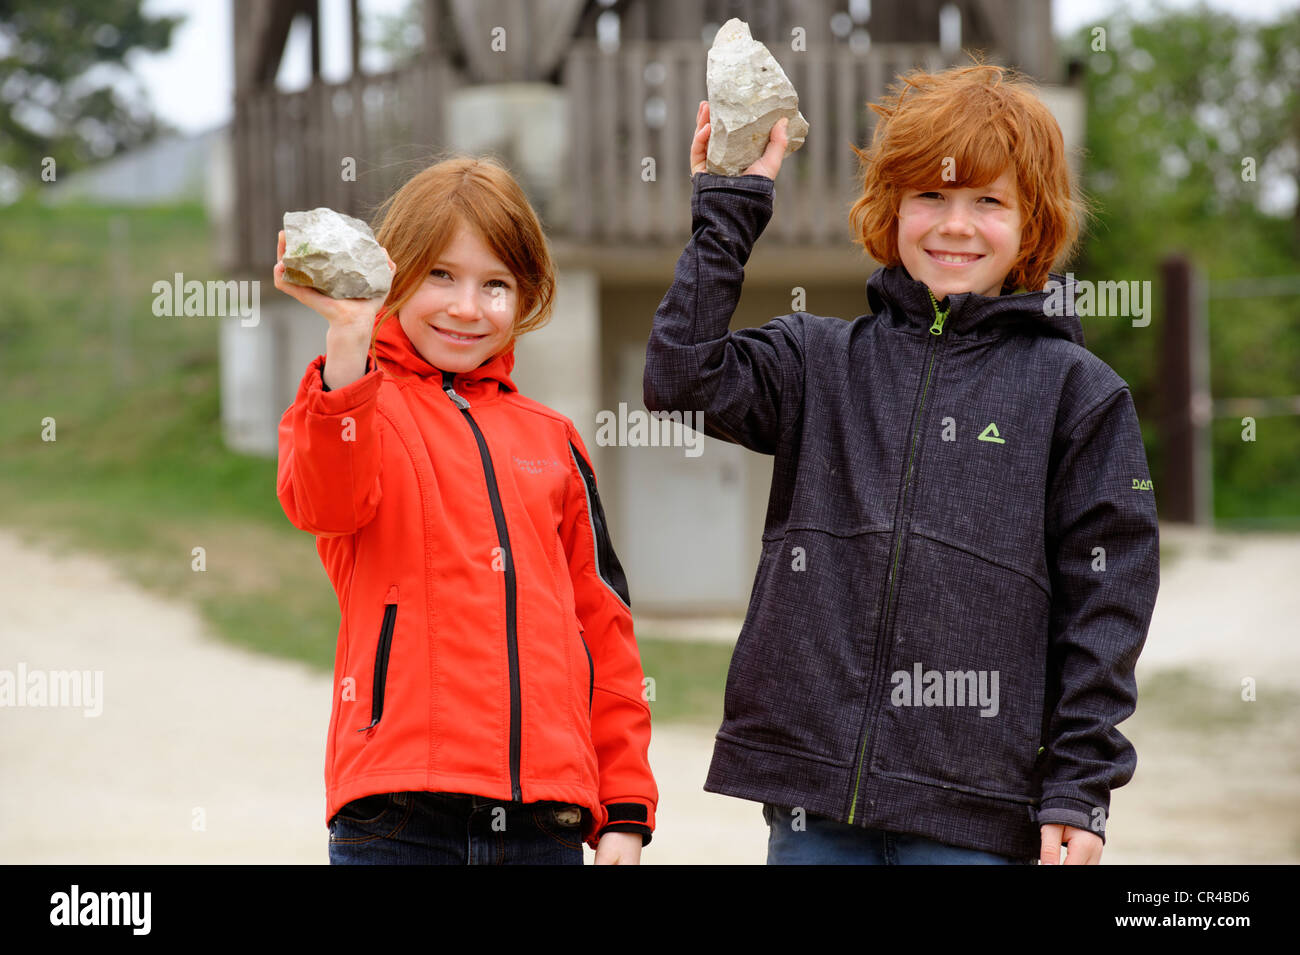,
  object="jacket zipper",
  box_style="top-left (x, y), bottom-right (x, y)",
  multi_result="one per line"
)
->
top-left (442, 370), bottom-right (523, 803)
top-left (580, 631), bottom-right (594, 714)
top-left (358, 585), bottom-right (399, 733)
top-left (846, 291), bottom-right (949, 822)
